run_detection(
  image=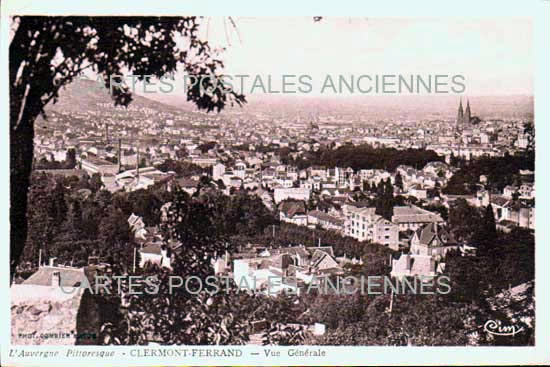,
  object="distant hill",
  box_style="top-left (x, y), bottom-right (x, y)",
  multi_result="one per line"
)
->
top-left (43, 77), bottom-right (183, 115)
top-left (41, 77), bottom-right (534, 124)
top-left (151, 92), bottom-right (534, 122)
